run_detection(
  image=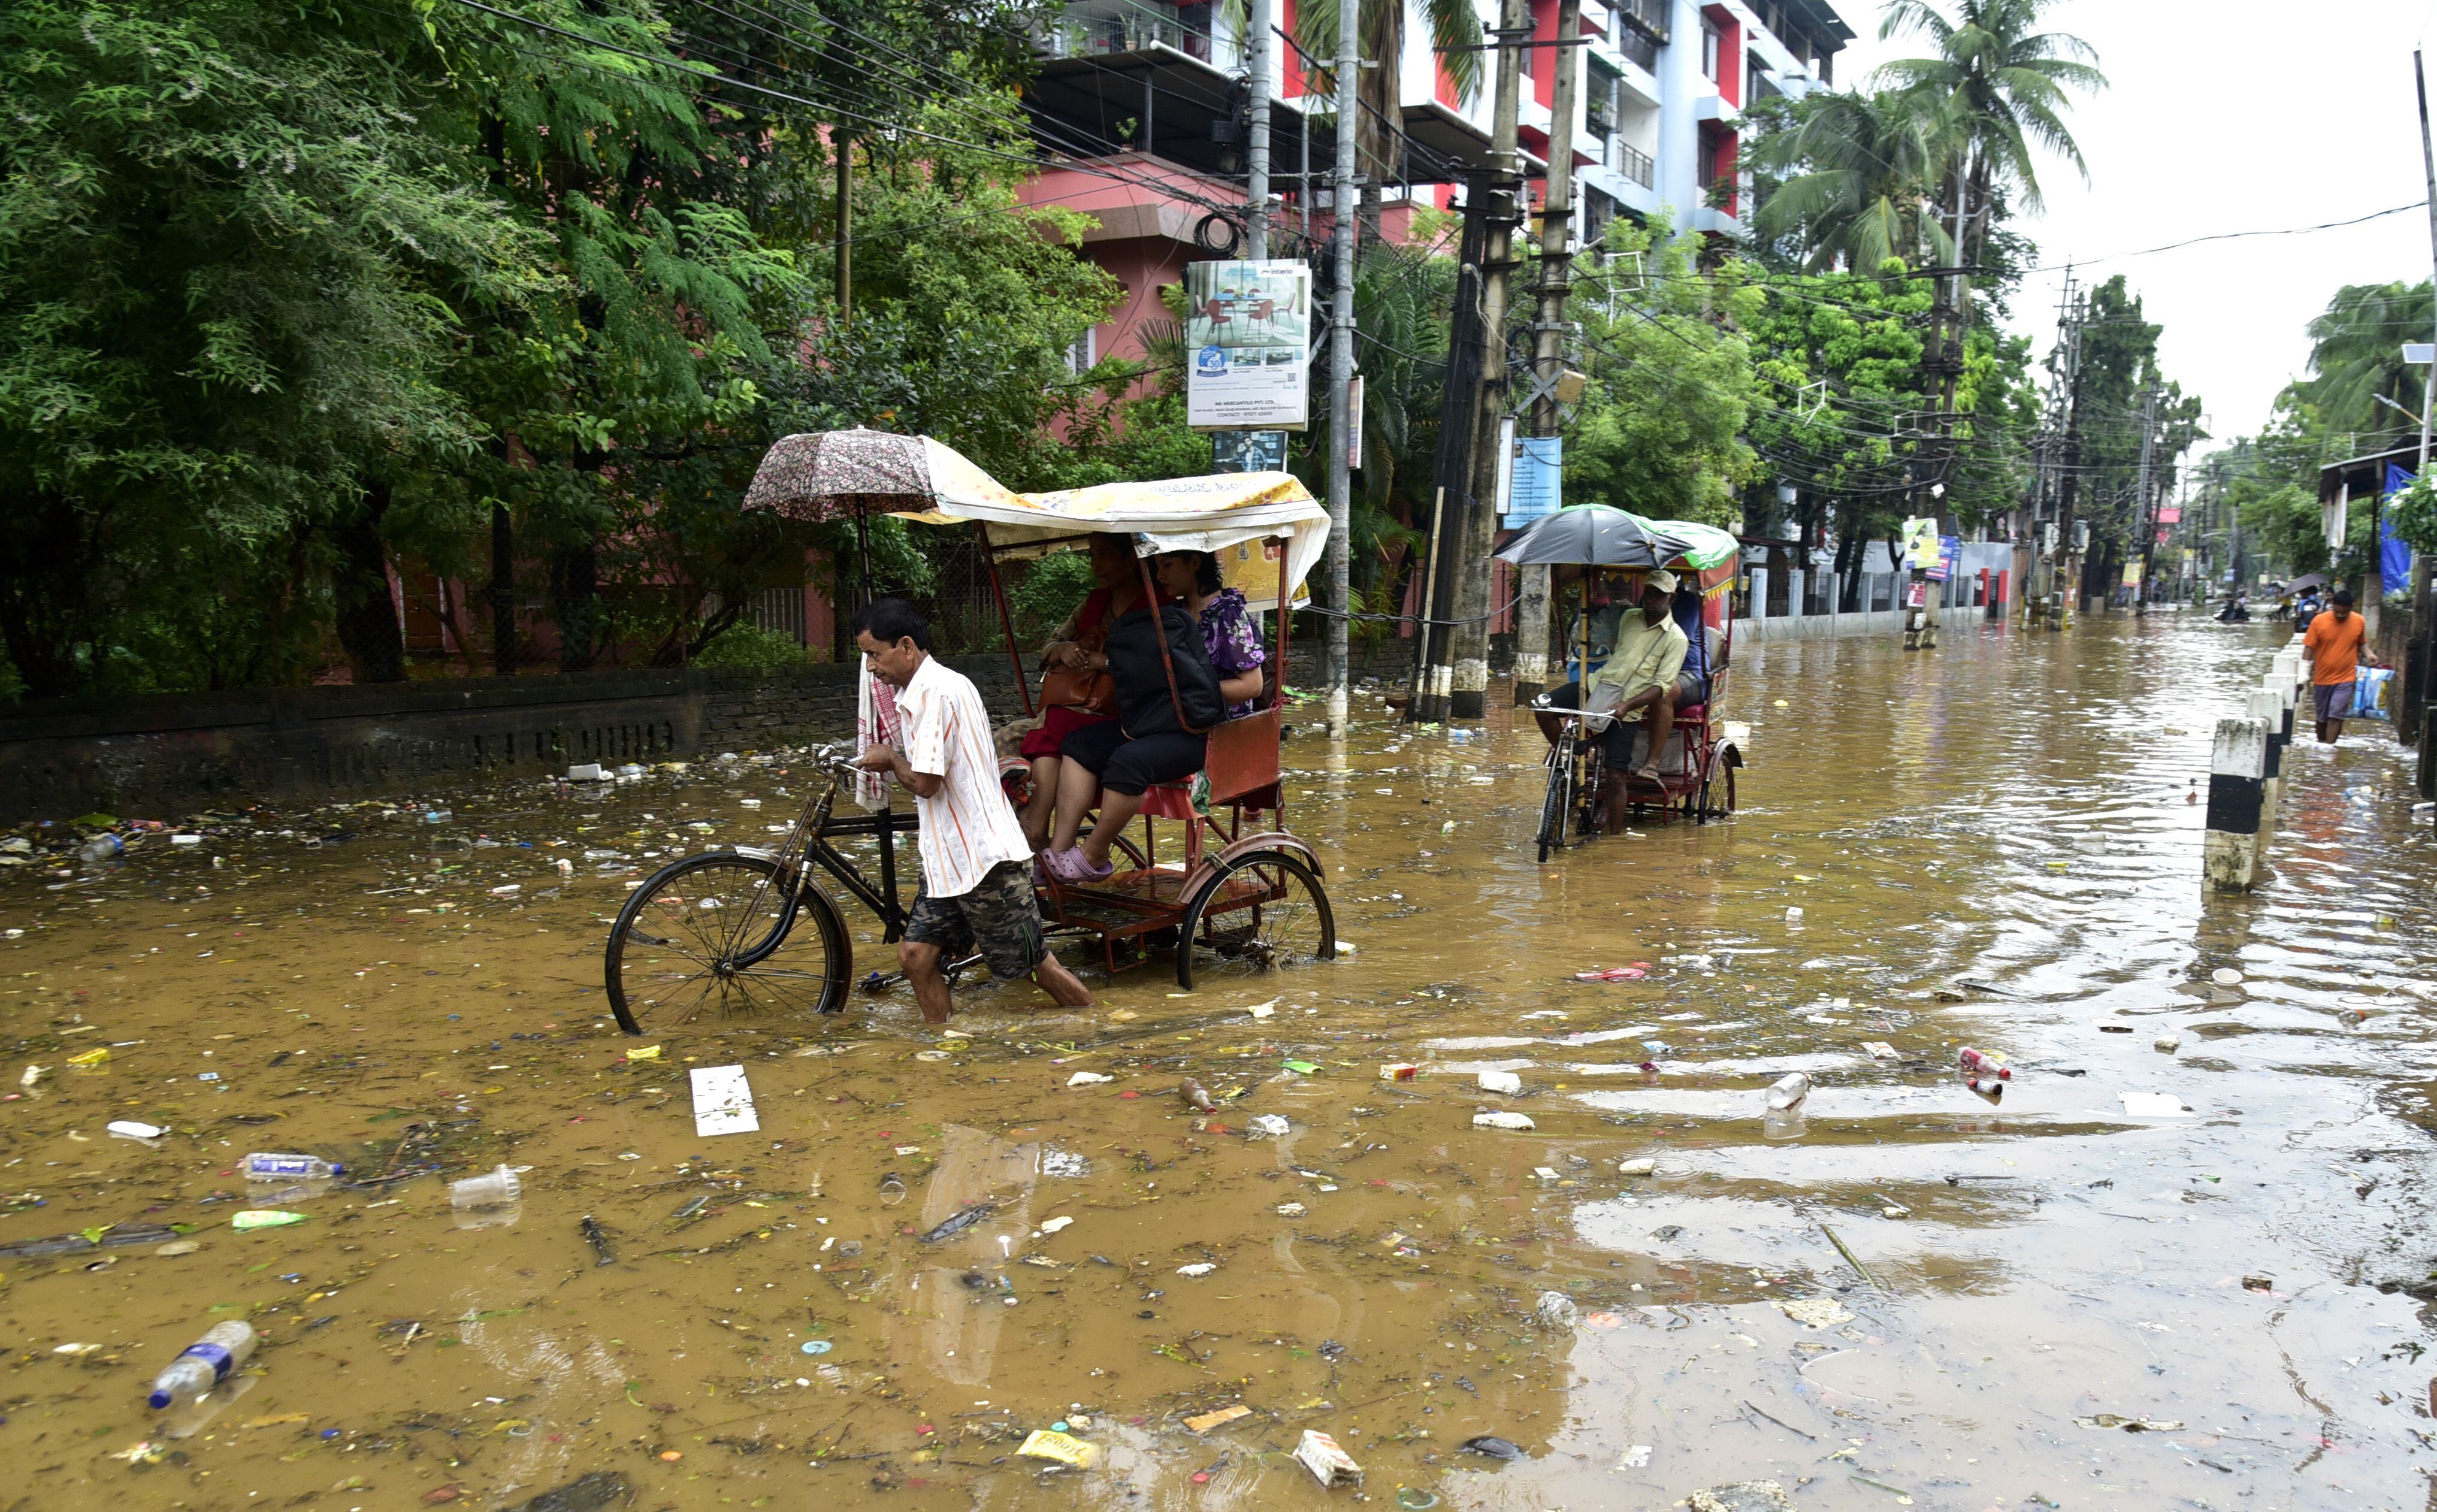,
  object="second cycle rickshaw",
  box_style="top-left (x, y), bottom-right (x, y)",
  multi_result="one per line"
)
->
top-left (600, 430), bottom-right (1338, 1033)
top-left (1496, 505), bottom-right (1744, 863)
